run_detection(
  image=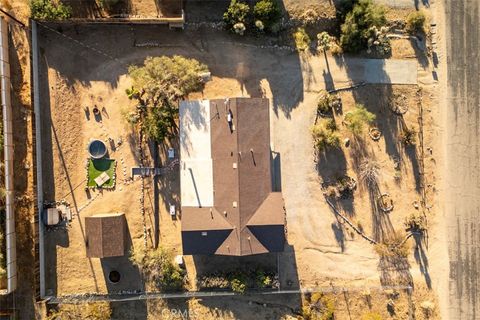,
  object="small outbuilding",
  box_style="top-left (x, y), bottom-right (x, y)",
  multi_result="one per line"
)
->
top-left (85, 213), bottom-right (126, 258)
